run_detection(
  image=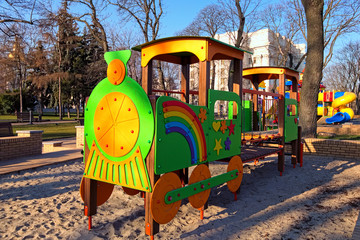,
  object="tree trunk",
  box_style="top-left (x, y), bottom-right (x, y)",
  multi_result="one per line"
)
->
top-left (294, 53), bottom-right (307, 70)
top-left (76, 103), bottom-right (80, 119)
top-left (227, 1), bottom-right (245, 92)
top-left (299, 0), bottom-right (324, 137)
top-left (67, 104), bottom-right (70, 119)
top-left (58, 77), bottom-right (62, 120)
top-left (38, 94), bottom-right (43, 121)
top-left (19, 78), bottom-right (23, 113)
top-left (81, 96), bottom-right (85, 117)
top-left (156, 61), bottom-right (165, 90)
top-left (227, 60), bottom-right (234, 92)
top-left (17, 57), bottom-right (23, 113)
top-left (211, 61), bottom-right (216, 89)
